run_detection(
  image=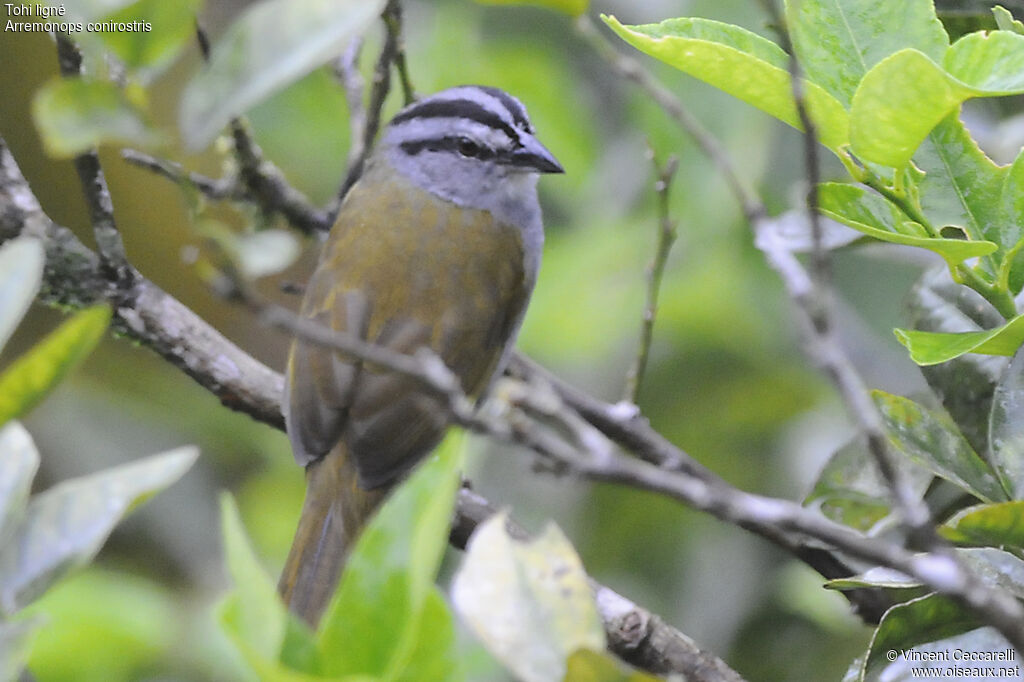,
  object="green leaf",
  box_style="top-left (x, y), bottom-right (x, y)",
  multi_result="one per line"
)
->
top-left (0, 616), bottom-right (42, 682)
top-left (0, 423), bottom-right (40, 552)
top-left (872, 391), bottom-right (1006, 502)
top-left (99, 0), bottom-right (201, 73)
top-left (851, 50), bottom-right (972, 169)
top-left (219, 493), bottom-right (289, 660)
top-left (21, 568), bottom-right (176, 681)
top-left (864, 626), bottom-right (1015, 682)
top-left (180, 0), bottom-right (385, 150)
top-left (0, 446), bottom-right (197, 613)
top-left (316, 432), bottom-right (464, 678)
top-left (895, 312), bottom-right (1024, 365)
top-left (0, 237), bottom-right (44, 352)
top-left (31, 78), bottom-right (158, 158)
top-left (993, 5), bottom-right (1024, 34)
top-left (785, 0), bottom-right (948, 107)
top-left (830, 548), bottom-right (1024, 597)
top-left (916, 115), bottom-right (1006, 253)
top-left (218, 595), bottom-right (326, 682)
top-left (0, 305), bottom-right (111, 427)
top-left (563, 649), bottom-right (664, 681)
top-left (817, 183), bottom-right (997, 266)
top-left (860, 594), bottom-right (980, 680)
top-left (805, 438), bottom-right (933, 532)
top-left (601, 15), bottom-right (850, 152)
top-left (906, 268), bottom-right (1008, 453)
top-left (851, 32), bottom-right (1024, 168)
top-left (987, 346), bottom-right (1024, 498)
top-left (941, 501), bottom-right (1024, 548)
top-left (452, 512), bottom-right (605, 682)
top-left (473, 0), bottom-right (588, 17)
top-left (393, 588), bottom-right (459, 682)
top-left (58, 0), bottom-right (141, 21)
top-left (1000, 149), bottom-right (1024, 293)
top-left (944, 30), bottom-right (1024, 92)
